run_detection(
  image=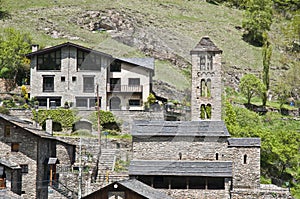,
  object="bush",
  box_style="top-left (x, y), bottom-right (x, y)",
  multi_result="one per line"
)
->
top-left (0, 106), bottom-right (9, 115)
